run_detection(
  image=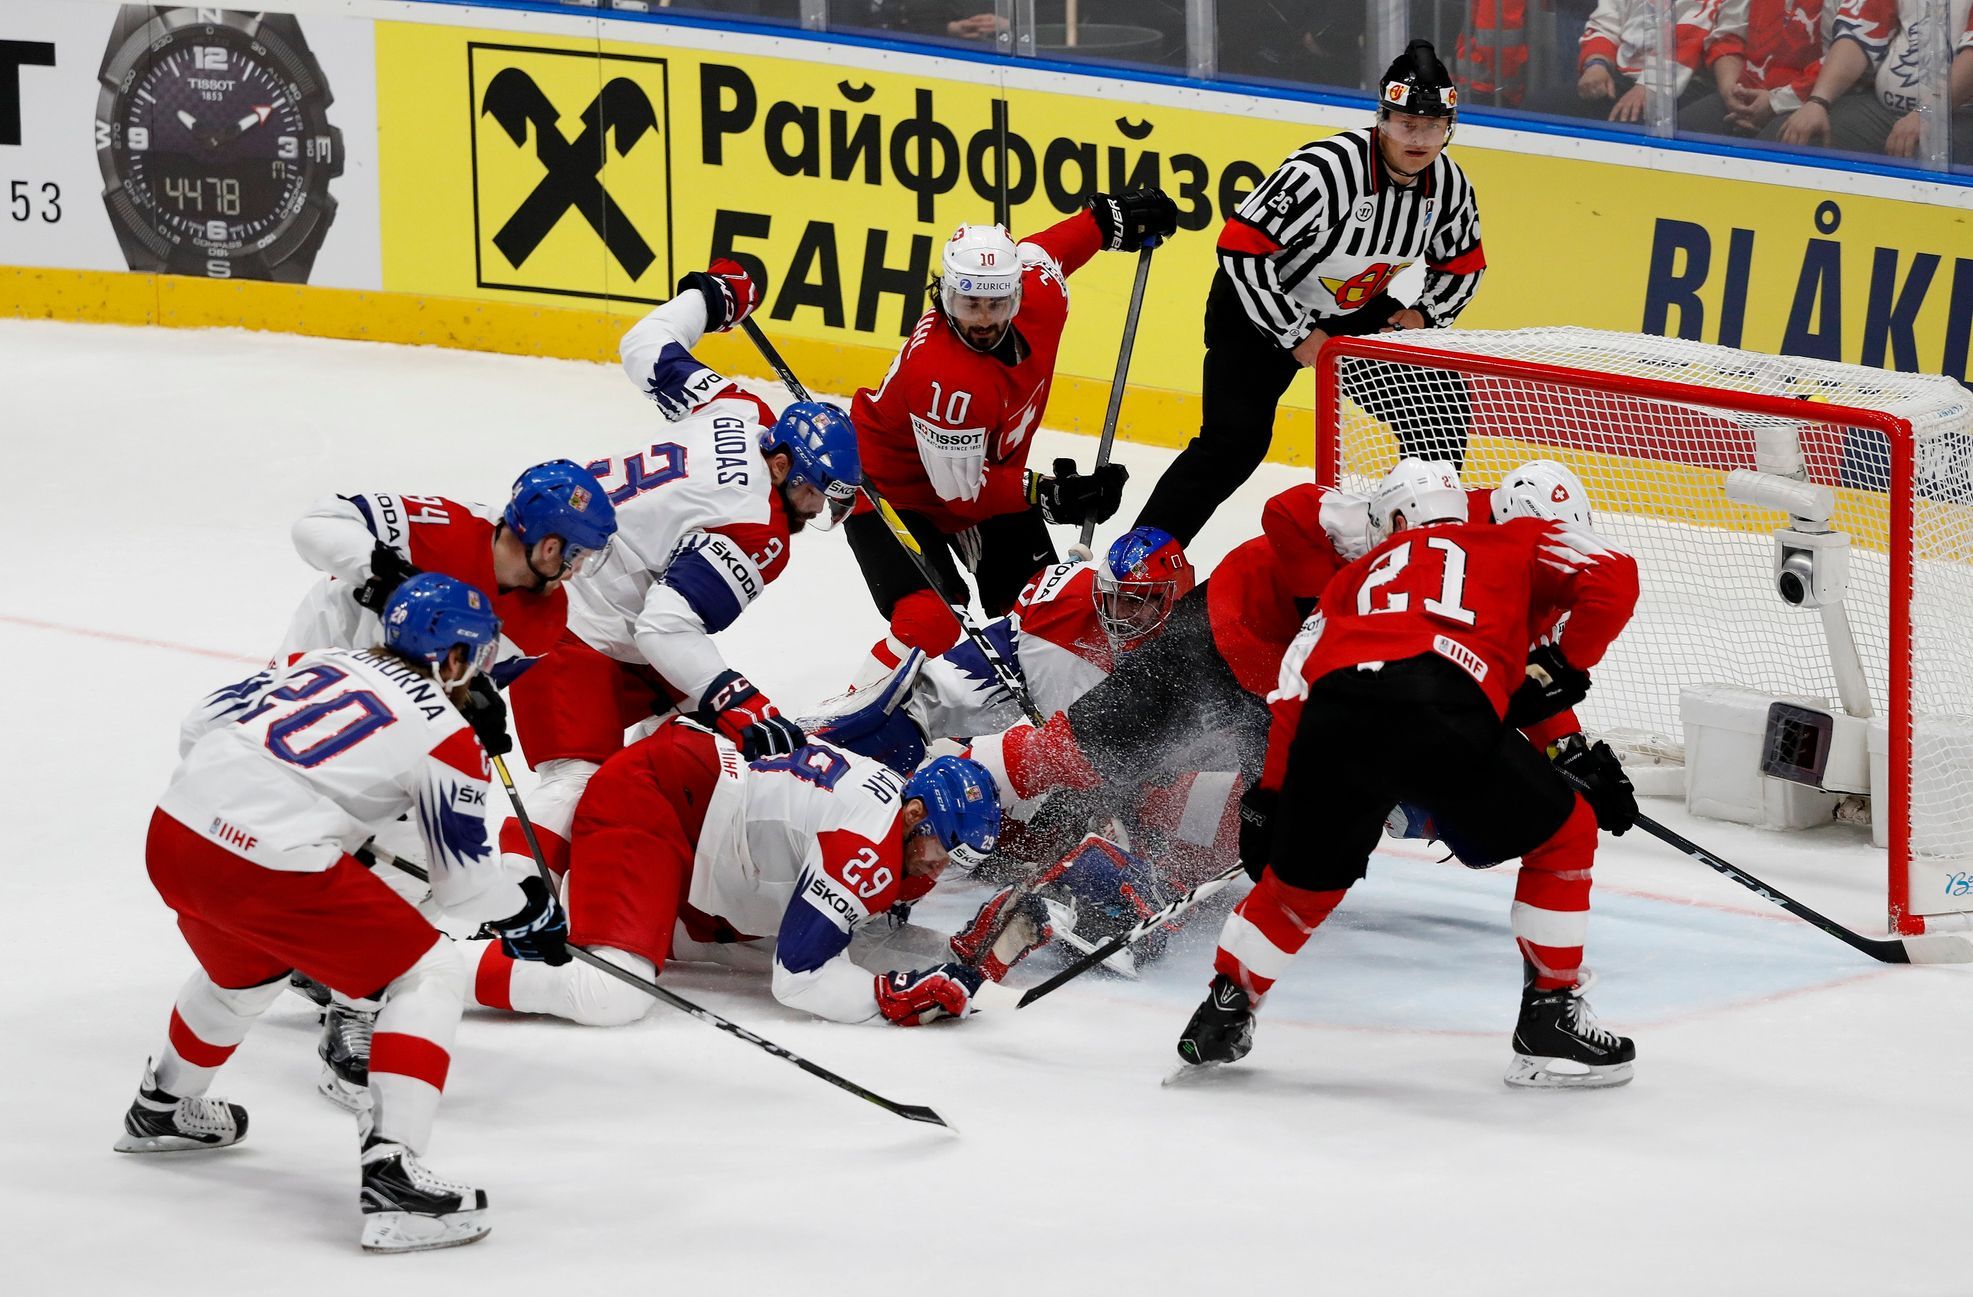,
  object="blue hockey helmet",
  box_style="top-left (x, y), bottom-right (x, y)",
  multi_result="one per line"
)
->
top-left (761, 402), bottom-right (861, 526)
top-left (903, 755), bottom-right (1001, 855)
top-left (1095, 526), bottom-right (1194, 648)
top-left (383, 573), bottom-right (503, 681)
top-left (503, 459), bottom-right (618, 576)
